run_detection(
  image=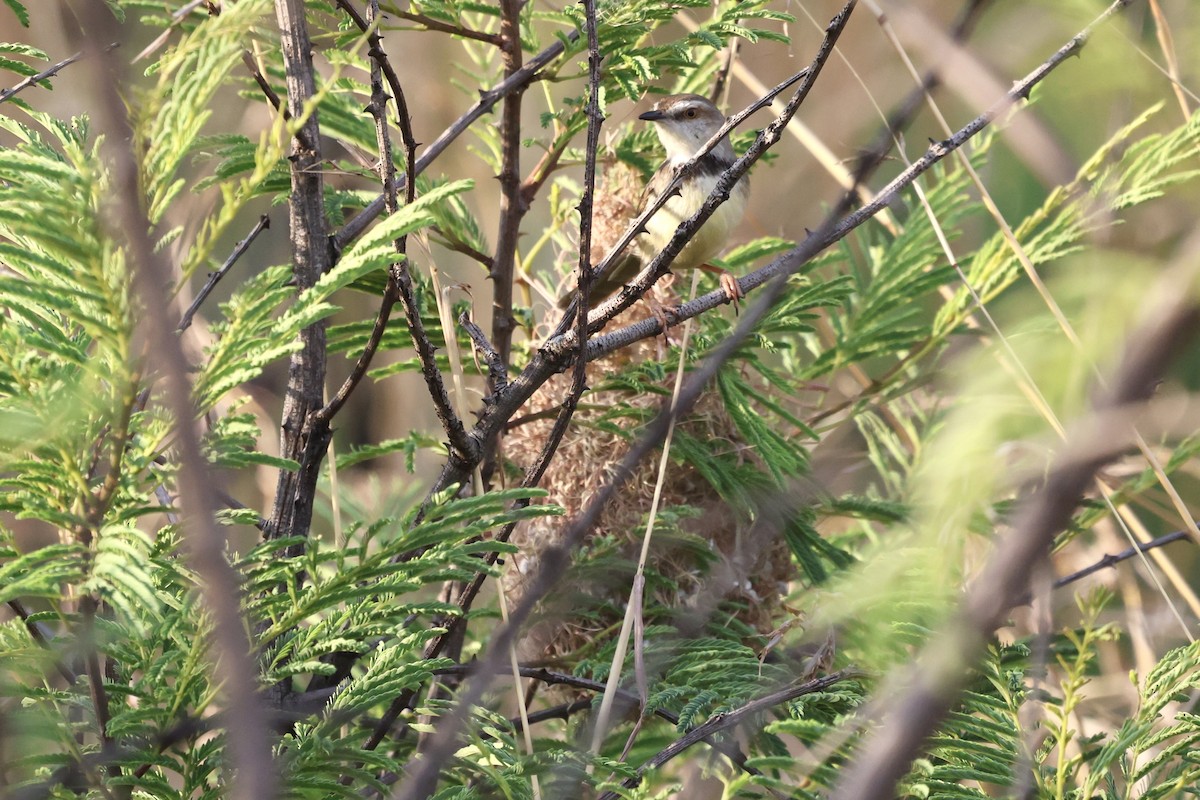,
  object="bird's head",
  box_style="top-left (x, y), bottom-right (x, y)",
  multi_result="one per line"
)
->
top-left (639, 94), bottom-right (732, 162)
